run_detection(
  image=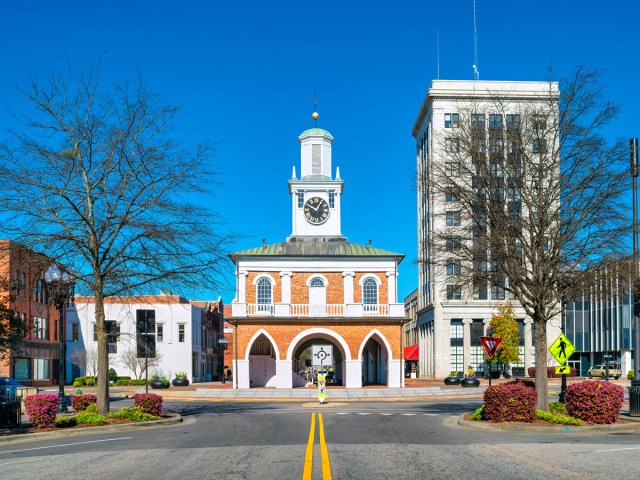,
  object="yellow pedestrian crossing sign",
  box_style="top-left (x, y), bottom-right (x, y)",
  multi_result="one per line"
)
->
top-left (549, 333), bottom-right (575, 365)
top-left (555, 365), bottom-right (571, 375)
